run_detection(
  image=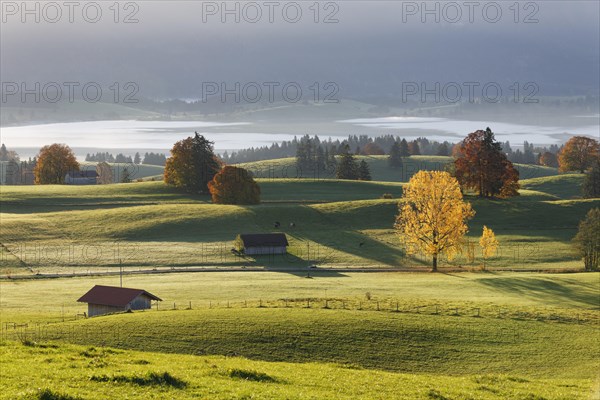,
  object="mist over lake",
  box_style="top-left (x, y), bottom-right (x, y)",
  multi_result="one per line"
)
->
top-left (2, 116), bottom-right (598, 159)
